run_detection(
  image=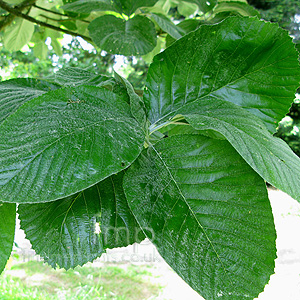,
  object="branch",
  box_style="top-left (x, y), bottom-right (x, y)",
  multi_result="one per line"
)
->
top-left (33, 3), bottom-right (89, 23)
top-left (0, 0), bottom-right (36, 31)
top-left (0, 0), bottom-right (92, 42)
